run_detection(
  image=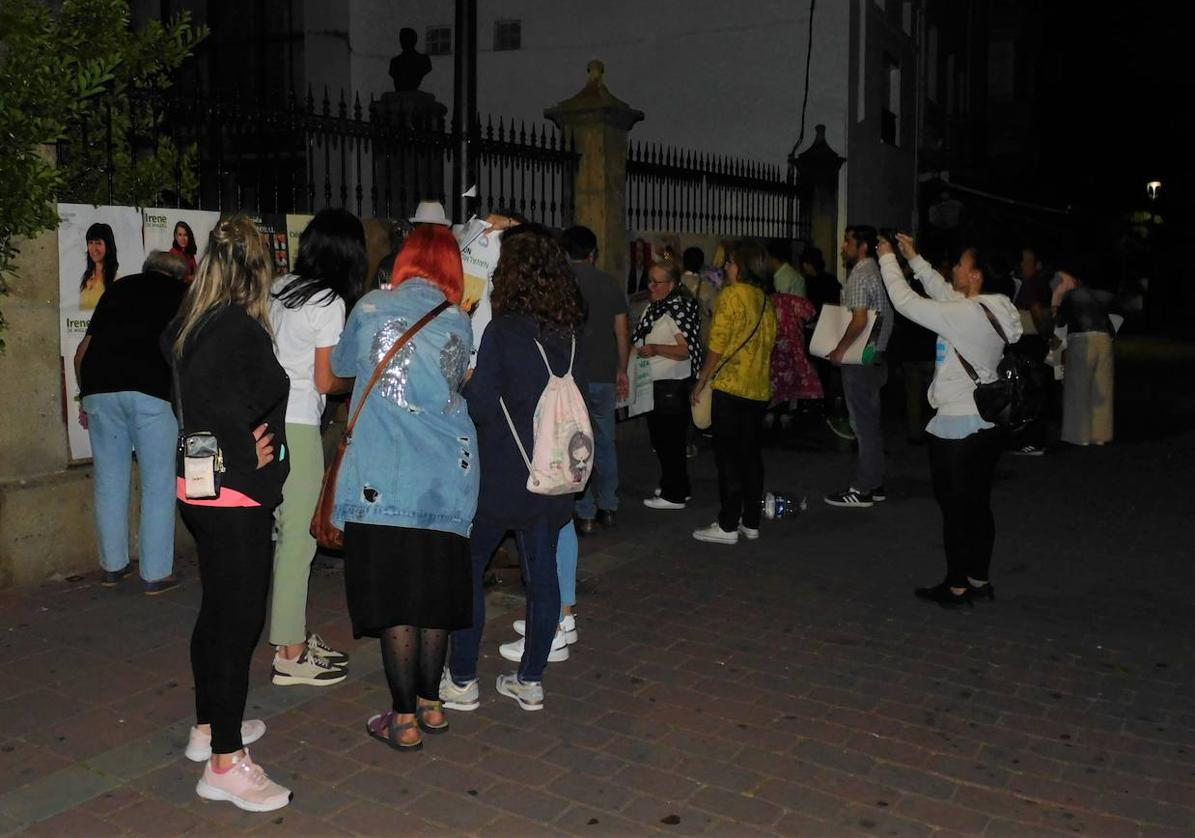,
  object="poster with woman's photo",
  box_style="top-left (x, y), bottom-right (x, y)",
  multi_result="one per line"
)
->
top-left (249, 214), bottom-right (292, 275)
top-left (57, 203), bottom-right (146, 461)
top-left (142, 208), bottom-right (220, 285)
